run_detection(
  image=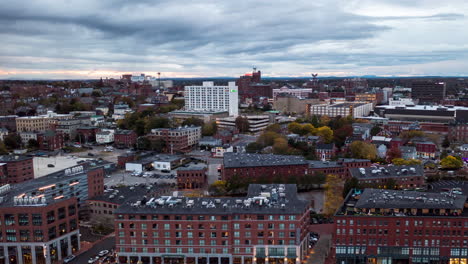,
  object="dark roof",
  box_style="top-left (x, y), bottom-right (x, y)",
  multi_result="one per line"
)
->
top-left (0, 155), bottom-right (33, 162)
top-left (308, 161), bottom-right (341, 169)
top-left (223, 153), bottom-right (307, 168)
top-left (89, 184), bottom-right (167, 205)
top-left (350, 165), bottom-right (424, 179)
top-left (115, 184), bottom-right (309, 215)
top-left (115, 130), bottom-right (134, 135)
top-left (316, 143), bottom-right (334, 150)
top-left (355, 189), bottom-right (466, 210)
